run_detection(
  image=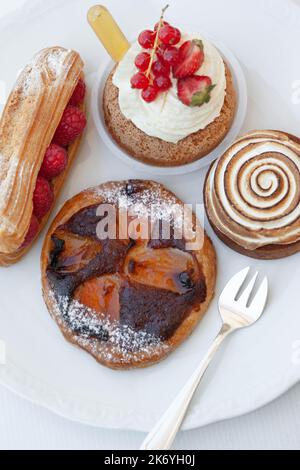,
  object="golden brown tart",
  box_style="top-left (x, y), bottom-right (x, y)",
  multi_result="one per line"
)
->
top-left (41, 180), bottom-right (216, 369)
